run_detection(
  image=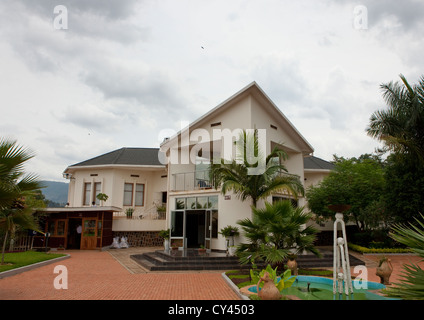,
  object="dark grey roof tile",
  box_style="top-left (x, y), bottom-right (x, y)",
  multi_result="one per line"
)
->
top-left (69, 147), bottom-right (164, 167)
